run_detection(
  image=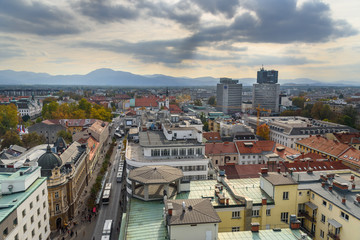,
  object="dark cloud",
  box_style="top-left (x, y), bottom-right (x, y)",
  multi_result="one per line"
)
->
top-left (192, 0), bottom-right (239, 18)
top-left (73, 0), bottom-right (138, 23)
top-left (0, 0), bottom-right (83, 35)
